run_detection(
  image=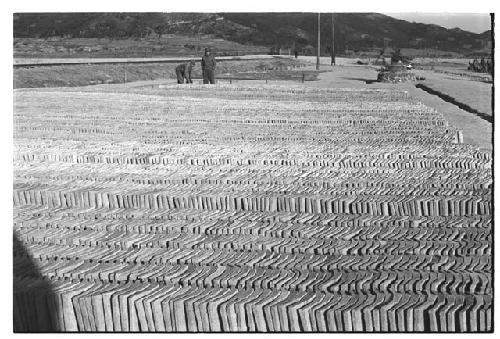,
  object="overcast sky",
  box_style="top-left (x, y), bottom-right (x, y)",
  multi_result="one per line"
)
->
top-left (384, 13), bottom-right (491, 33)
